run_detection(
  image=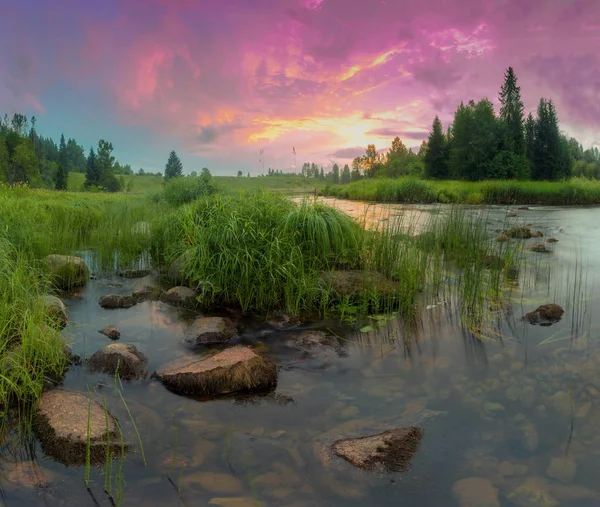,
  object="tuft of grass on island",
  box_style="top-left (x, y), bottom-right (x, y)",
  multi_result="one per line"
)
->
top-left (322, 177), bottom-right (600, 205)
